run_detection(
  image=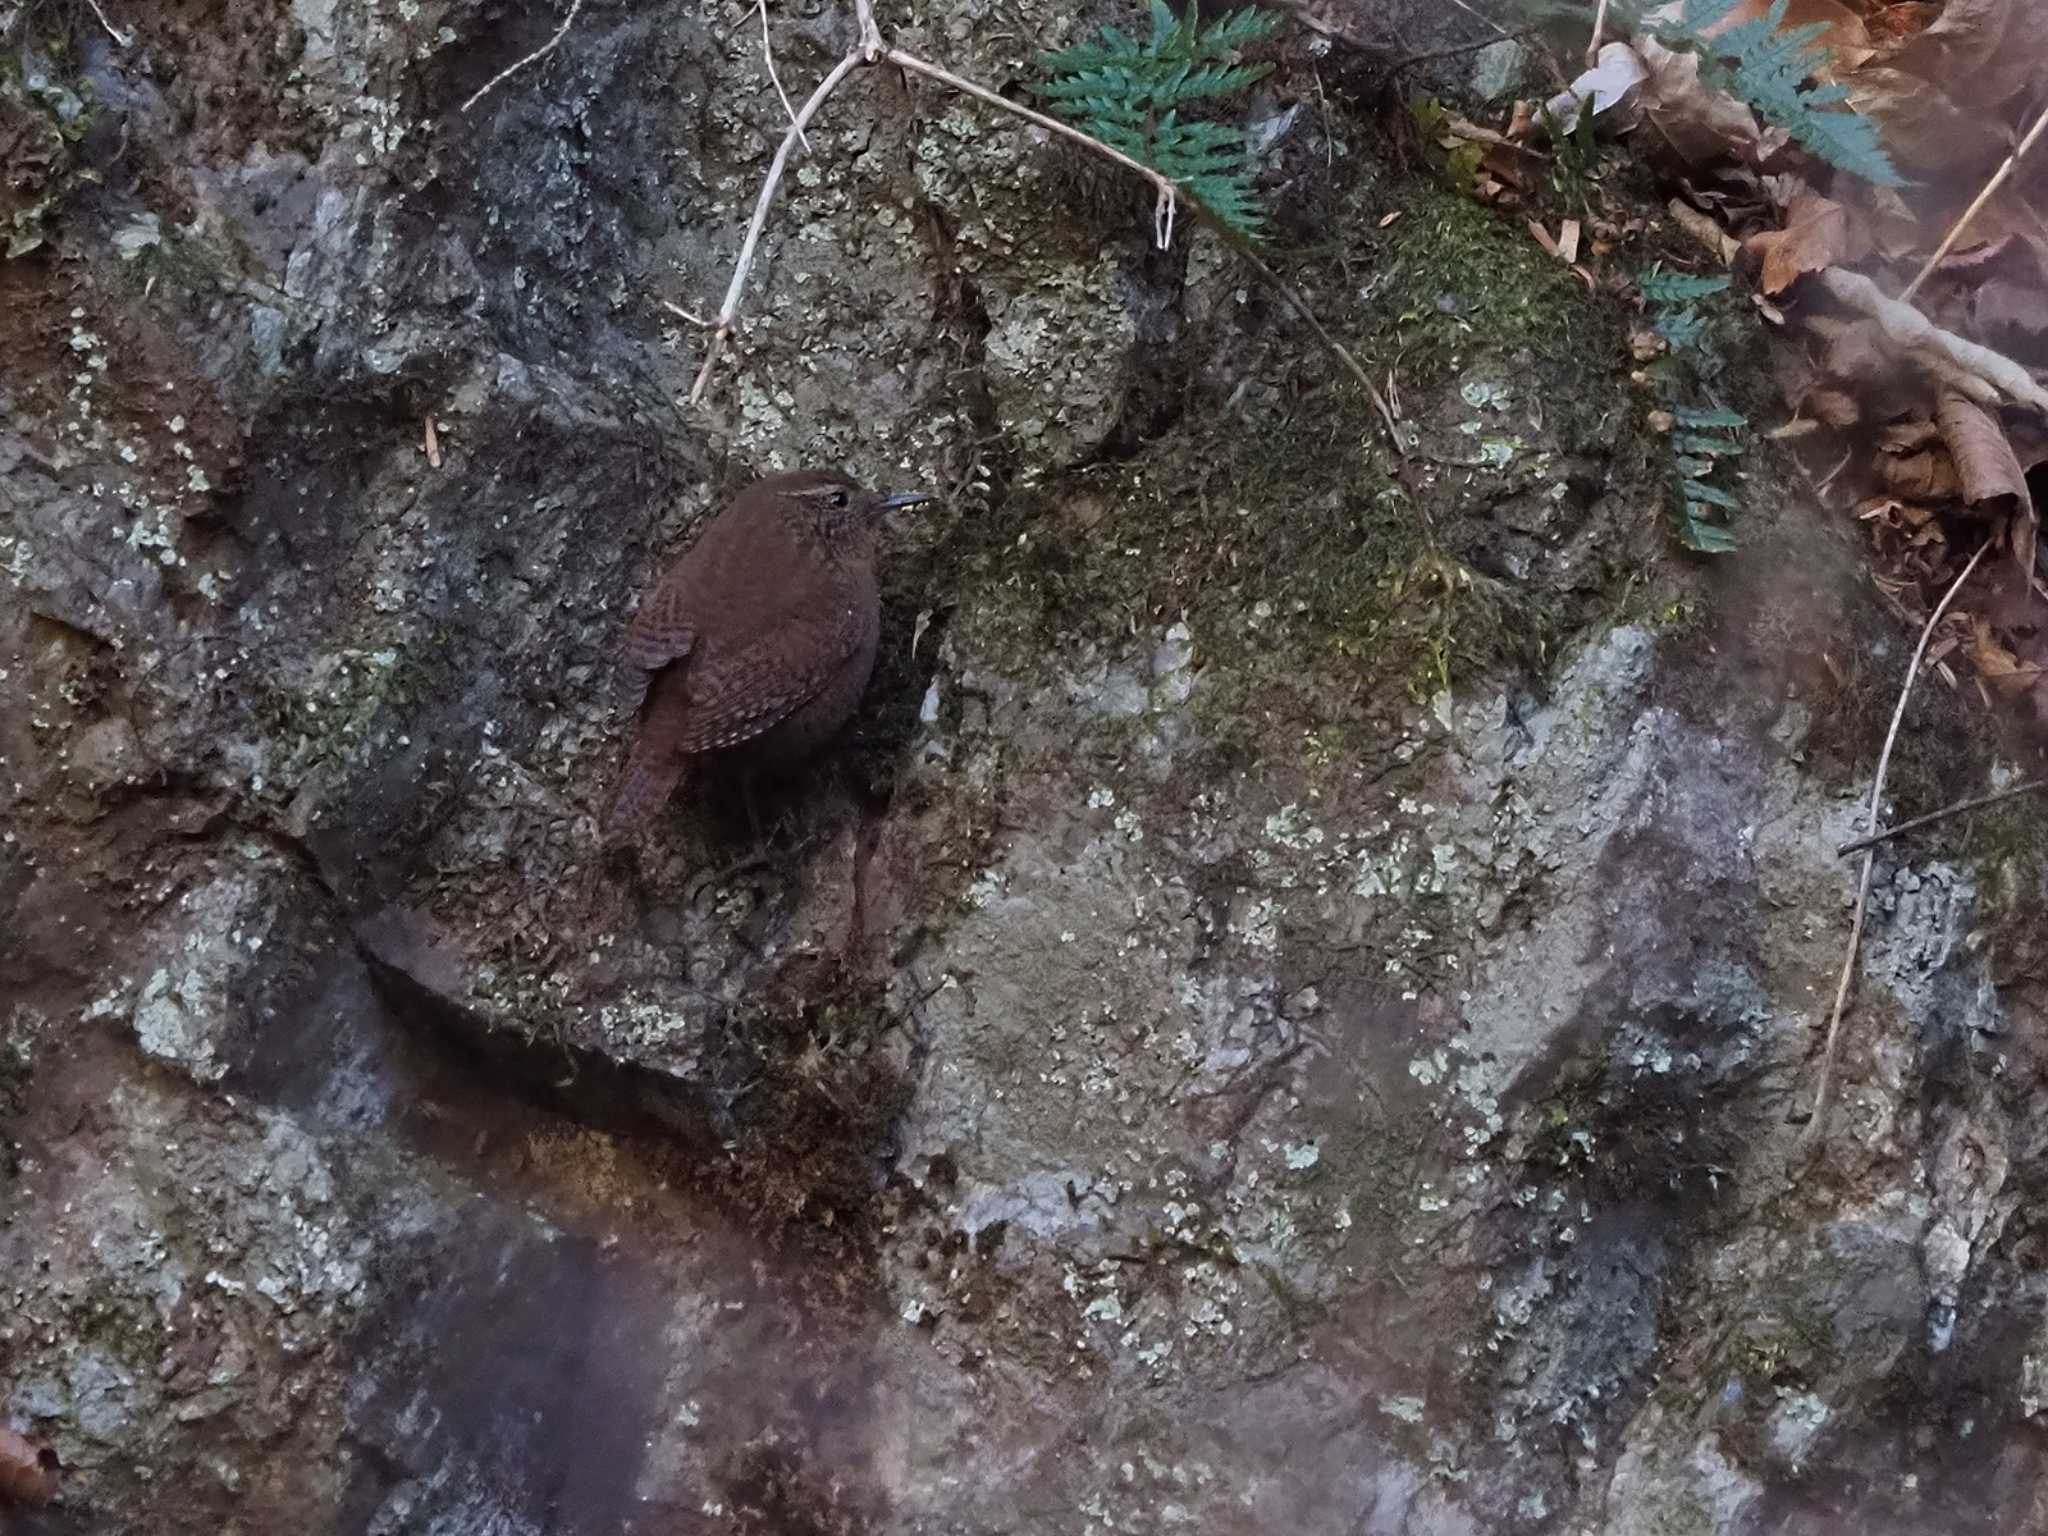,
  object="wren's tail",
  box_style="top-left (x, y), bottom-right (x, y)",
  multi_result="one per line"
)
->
top-left (602, 739), bottom-right (686, 840)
